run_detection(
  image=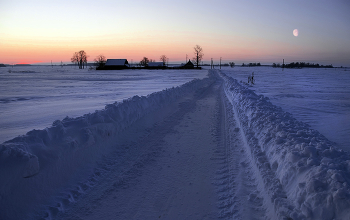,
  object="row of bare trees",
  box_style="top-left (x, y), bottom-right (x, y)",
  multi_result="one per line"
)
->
top-left (138, 45), bottom-right (203, 67)
top-left (138, 55), bottom-right (168, 67)
top-left (71, 45), bottom-right (204, 69)
top-left (71, 51), bottom-right (107, 69)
